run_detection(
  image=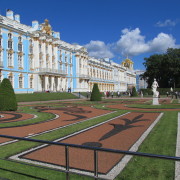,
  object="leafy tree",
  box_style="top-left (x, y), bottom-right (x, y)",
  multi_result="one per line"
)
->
top-left (131, 86), bottom-right (138, 97)
top-left (141, 48), bottom-right (180, 88)
top-left (0, 78), bottom-right (17, 111)
top-left (90, 83), bottom-right (102, 101)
